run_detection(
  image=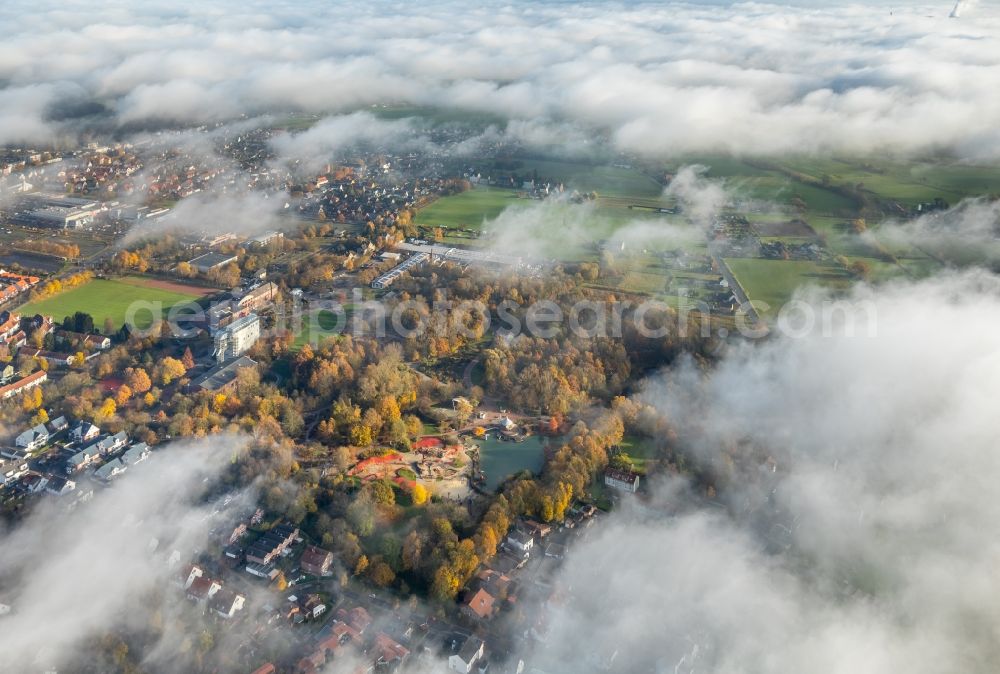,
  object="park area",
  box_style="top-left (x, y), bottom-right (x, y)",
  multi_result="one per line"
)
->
top-left (19, 276), bottom-right (212, 329)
